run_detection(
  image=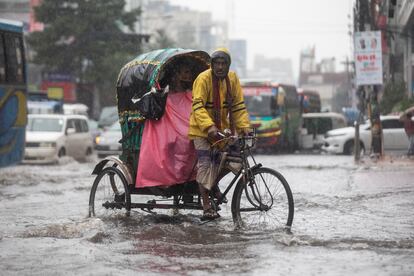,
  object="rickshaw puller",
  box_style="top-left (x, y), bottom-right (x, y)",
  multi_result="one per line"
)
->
top-left (188, 48), bottom-right (251, 220)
